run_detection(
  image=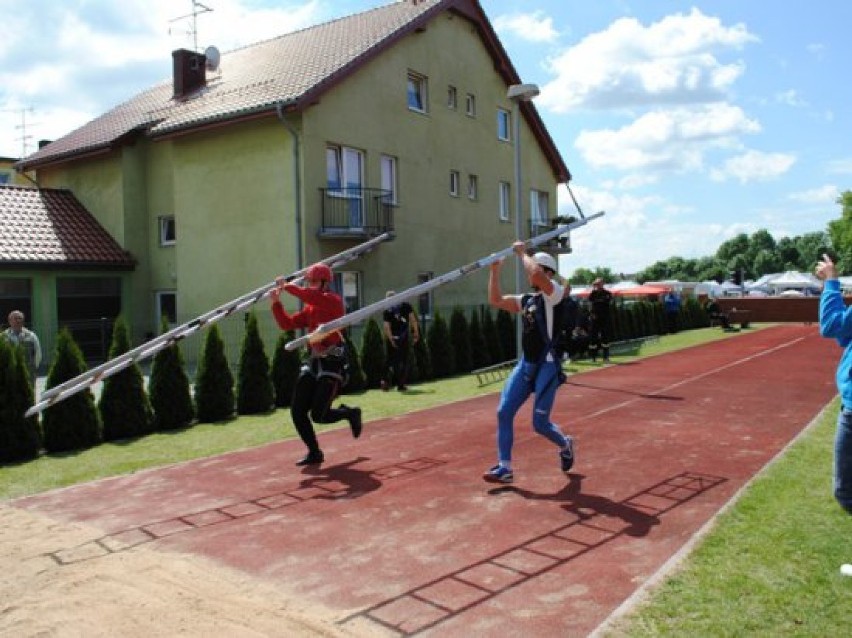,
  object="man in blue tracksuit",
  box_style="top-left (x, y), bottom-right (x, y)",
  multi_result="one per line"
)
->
top-left (483, 242), bottom-right (574, 484)
top-left (815, 253), bottom-right (852, 576)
